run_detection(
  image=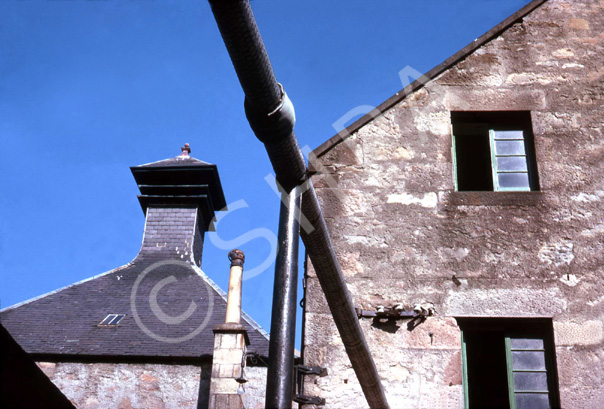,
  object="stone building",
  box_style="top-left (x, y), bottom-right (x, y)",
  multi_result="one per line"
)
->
top-left (302, 0), bottom-right (603, 408)
top-left (2, 1), bottom-right (603, 408)
top-left (0, 148), bottom-right (269, 409)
